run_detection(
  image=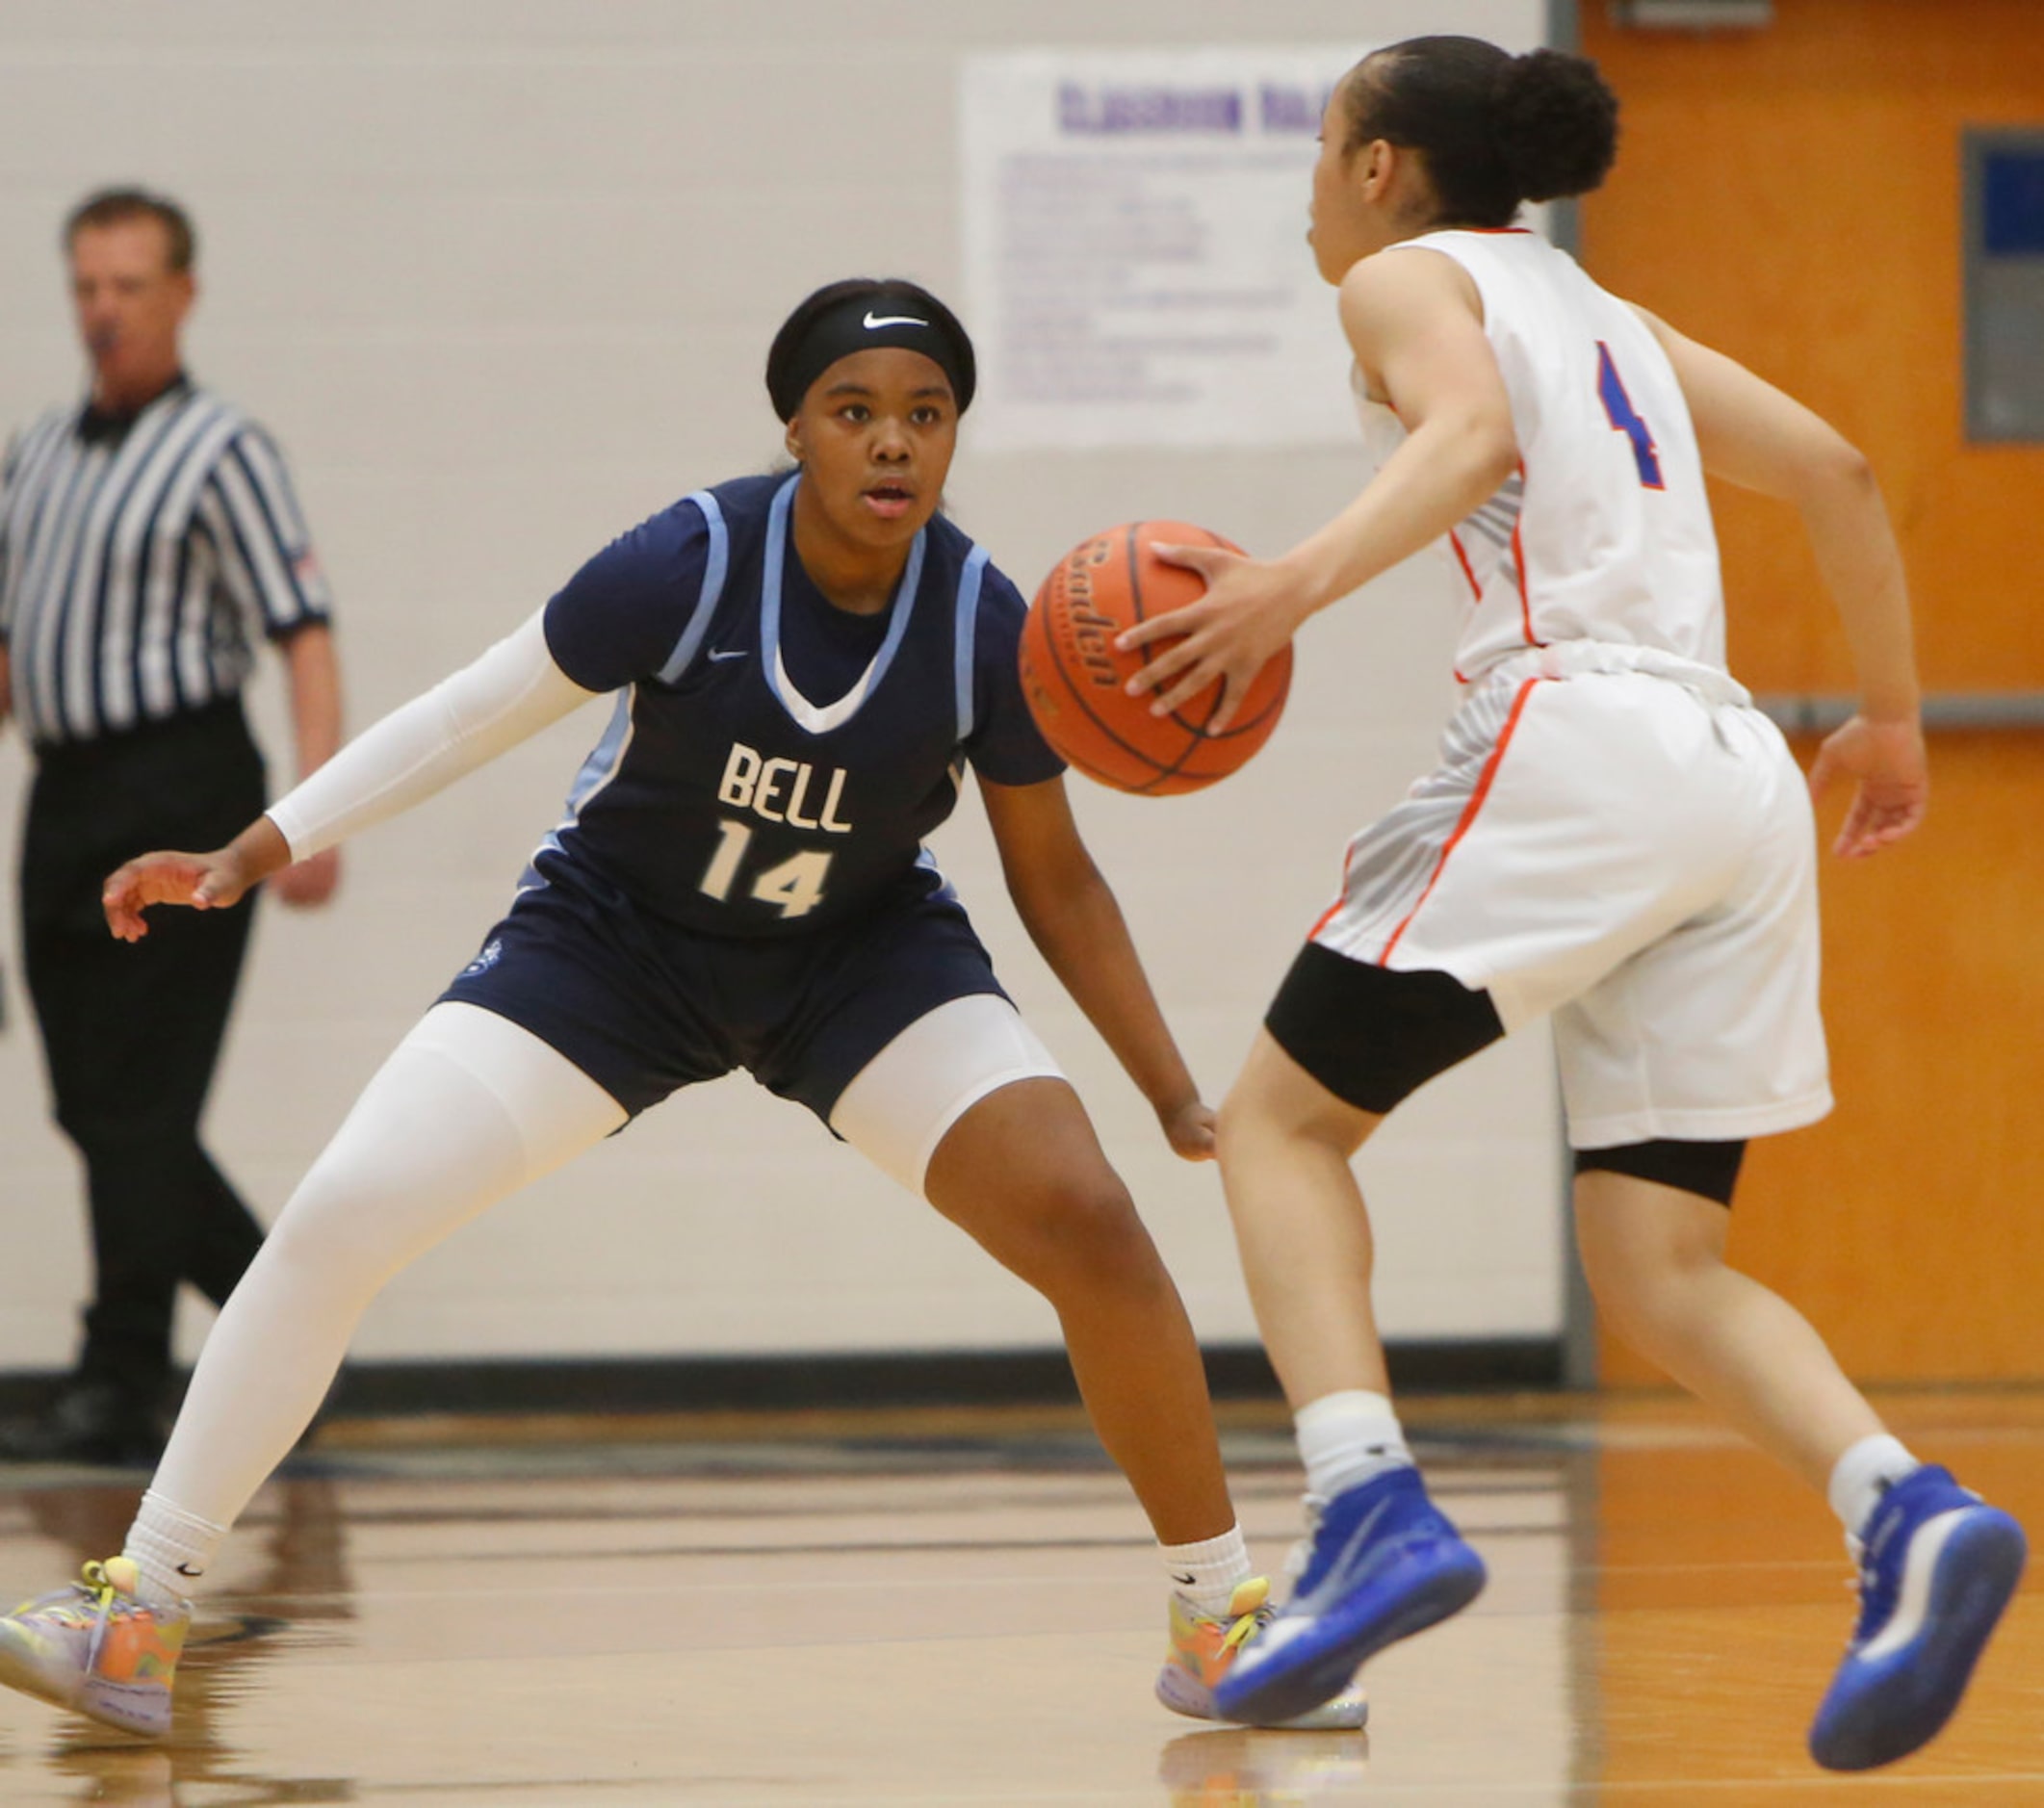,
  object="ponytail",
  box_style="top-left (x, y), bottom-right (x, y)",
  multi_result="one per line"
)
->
top-left (1340, 37), bottom-right (1618, 227)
